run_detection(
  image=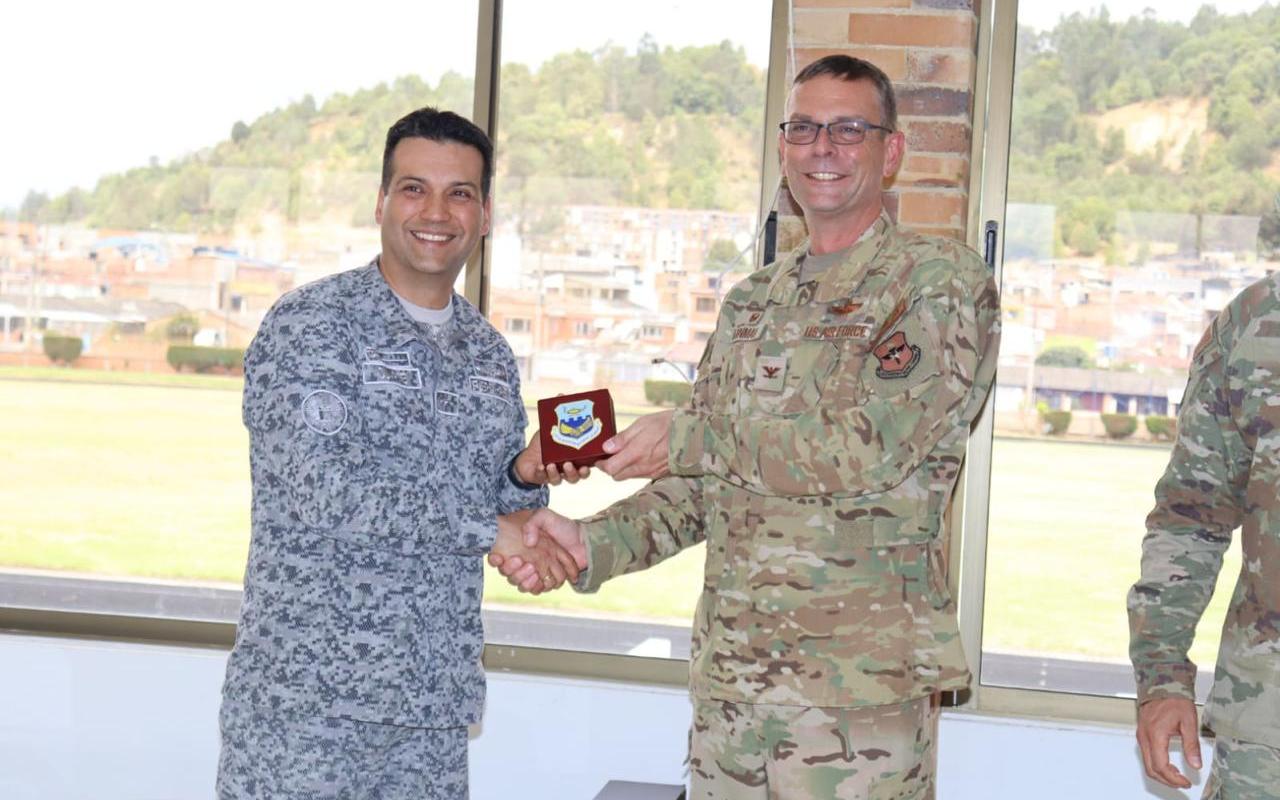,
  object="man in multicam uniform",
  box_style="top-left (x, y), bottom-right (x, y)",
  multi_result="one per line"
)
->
top-left (217, 108), bottom-right (582, 800)
top-left (494, 55), bottom-right (1000, 799)
top-left (1129, 268), bottom-right (1280, 800)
